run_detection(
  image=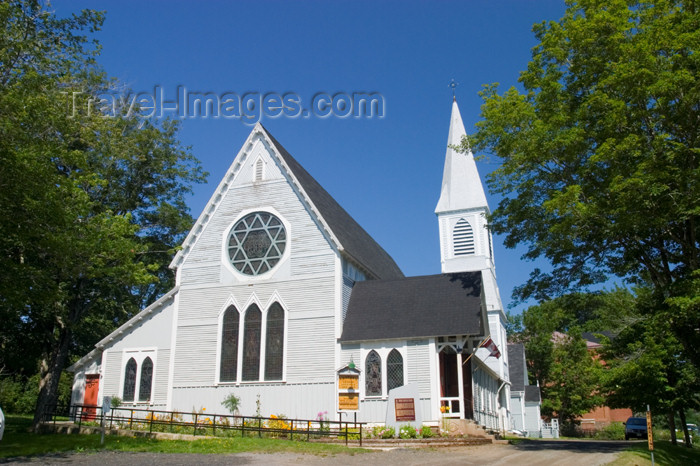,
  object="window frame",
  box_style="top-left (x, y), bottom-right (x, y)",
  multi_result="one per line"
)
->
top-left (118, 348), bottom-right (157, 405)
top-left (216, 296), bottom-right (287, 385)
top-left (360, 344), bottom-right (407, 399)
